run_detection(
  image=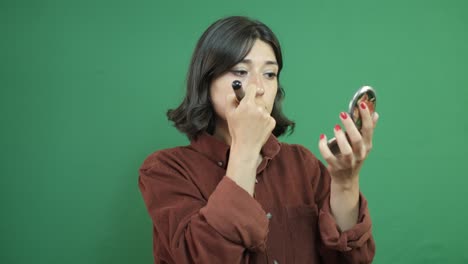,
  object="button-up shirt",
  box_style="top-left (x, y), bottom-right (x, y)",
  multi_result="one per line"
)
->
top-left (138, 132), bottom-right (375, 263)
